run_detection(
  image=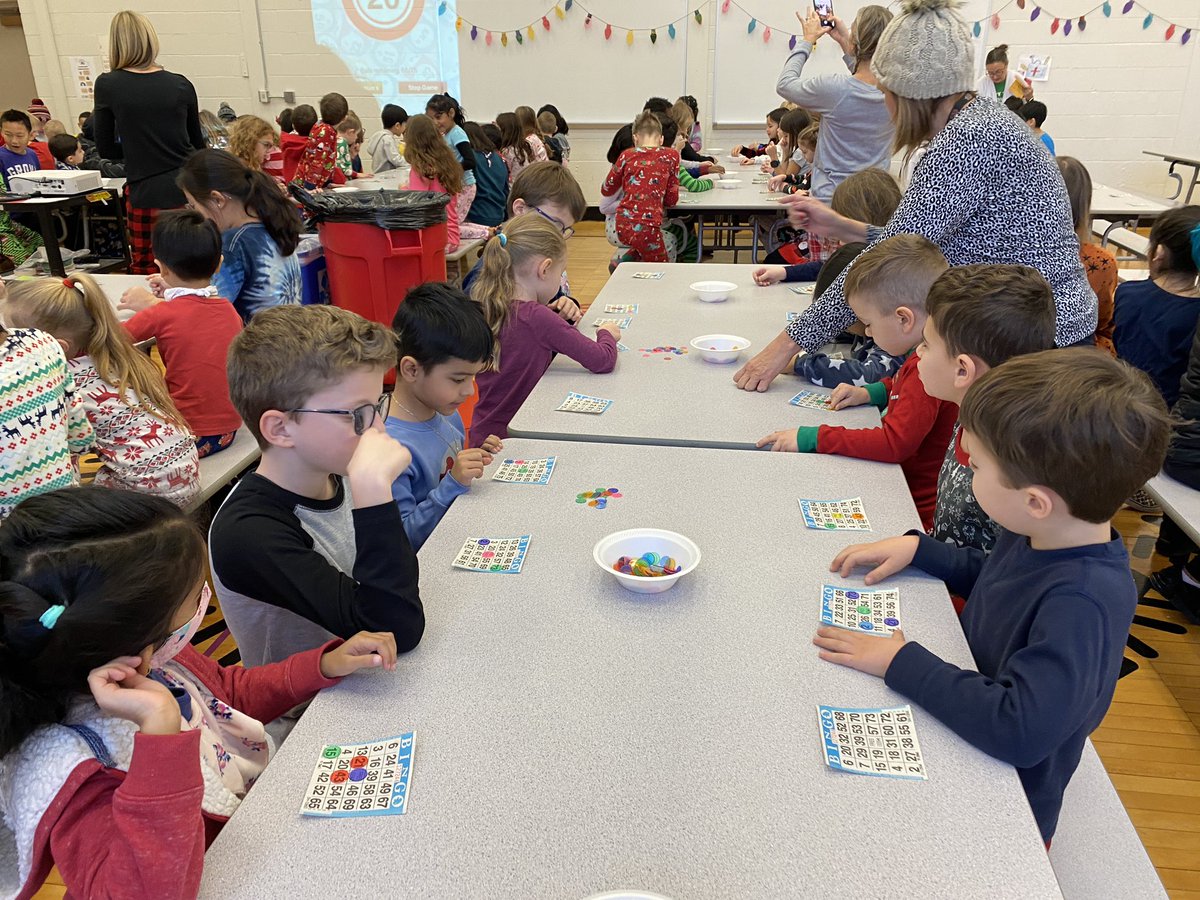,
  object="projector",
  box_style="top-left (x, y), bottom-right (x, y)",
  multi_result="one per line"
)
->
top-left (9, 170), bottom-right (104, 196)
